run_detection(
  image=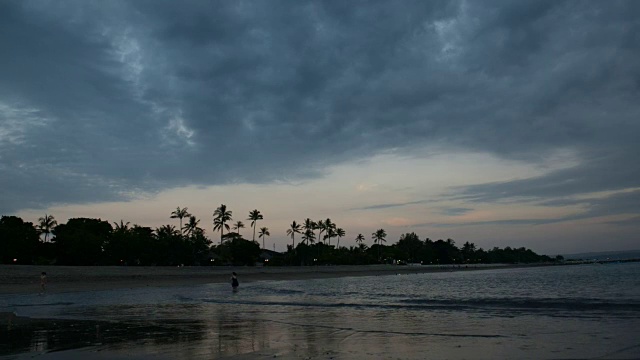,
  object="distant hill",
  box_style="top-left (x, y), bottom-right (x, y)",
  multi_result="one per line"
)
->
top-left (563, 250), bottom-right (640, 261)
